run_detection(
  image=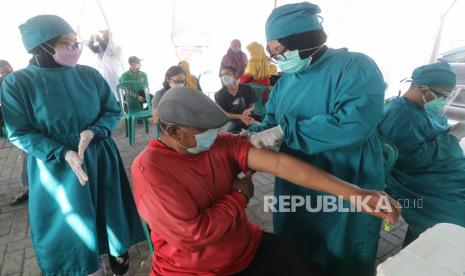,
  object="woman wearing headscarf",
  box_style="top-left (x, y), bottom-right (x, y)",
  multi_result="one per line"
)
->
top-left (248, 2), bottom-right (388, 276)
top-left (220, 39), bottom-right (248, 77)
top-left (151, 65), bottom-right (186, 123)
top-left (178, 60), bottom-right (202, 91)
top-left (1, 15), bottom-right (145, 275)
top-left (239, 42), bottom-right (272, 103)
